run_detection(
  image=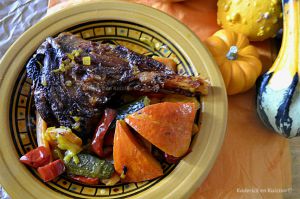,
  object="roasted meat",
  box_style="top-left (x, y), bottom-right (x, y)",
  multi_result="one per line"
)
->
top-left (26, 32), bottom-right (208, 139)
